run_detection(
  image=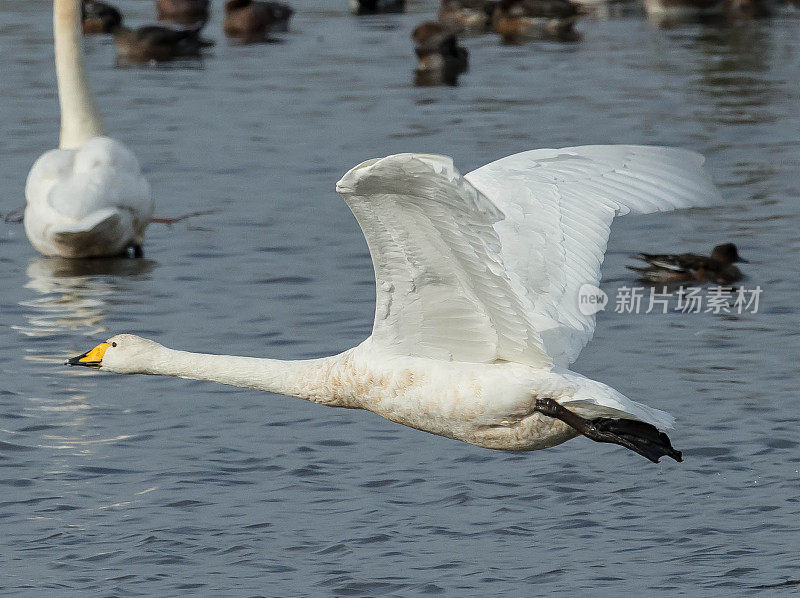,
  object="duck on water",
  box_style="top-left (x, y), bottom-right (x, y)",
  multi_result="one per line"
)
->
top-left (628, 243), bottom-right (748, 284)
